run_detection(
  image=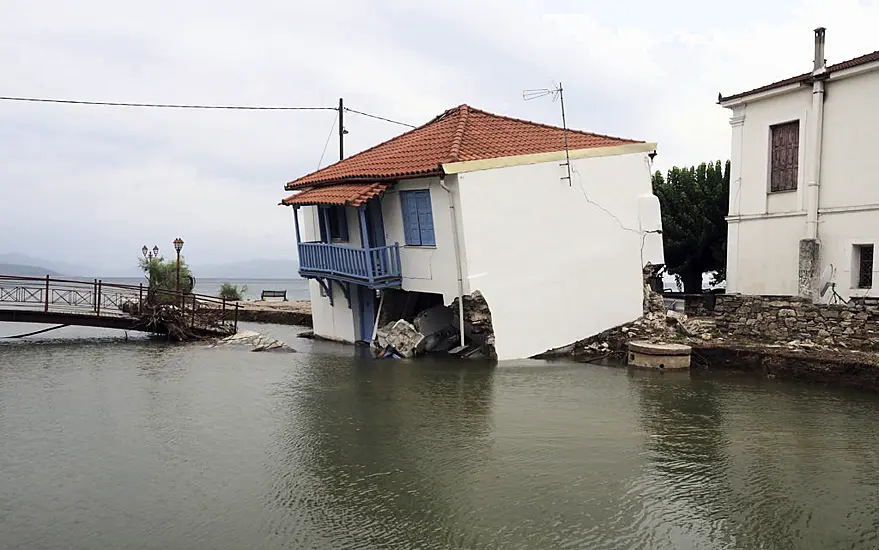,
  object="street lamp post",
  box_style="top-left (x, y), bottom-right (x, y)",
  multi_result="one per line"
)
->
top-left (173, 238), bottom-right (184, 306)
